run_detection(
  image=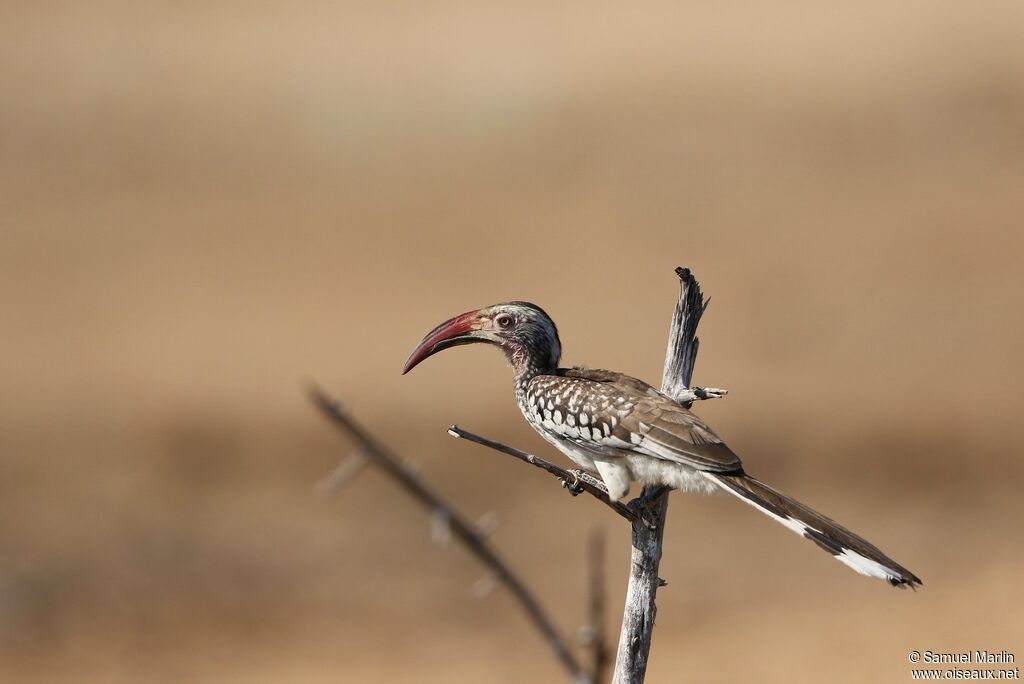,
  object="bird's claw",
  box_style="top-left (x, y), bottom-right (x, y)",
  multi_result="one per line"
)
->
top-left (627, 507), bottom-right (658, 530)
top-left (627, 487), bottom-right (670, 529)
top-left (560, 471), bottom-right (584, 497)
top-left (626, 498), bottom-right (659, 530)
